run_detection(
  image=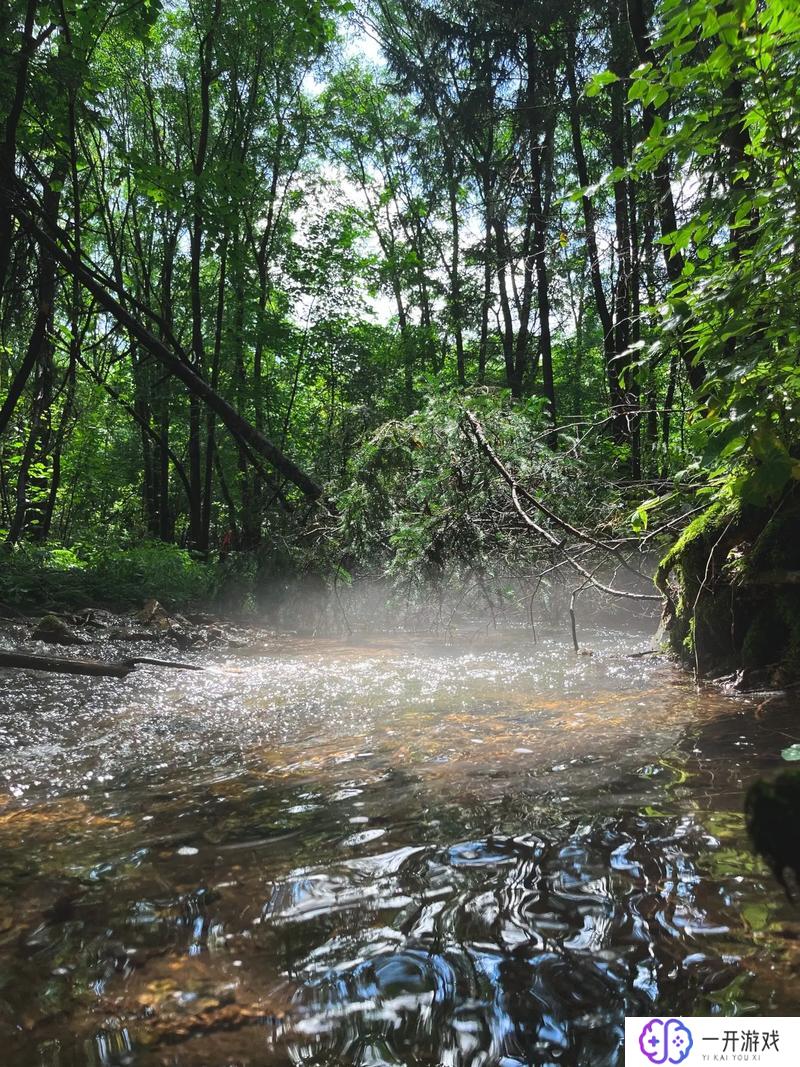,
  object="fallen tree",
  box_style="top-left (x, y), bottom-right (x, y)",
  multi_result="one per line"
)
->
top-left (0, 650), bottom-right (204, 678)
top-left (3, 188), bottom-right (323, 502)
top-left (462, 410), bottom-right (662, 649)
